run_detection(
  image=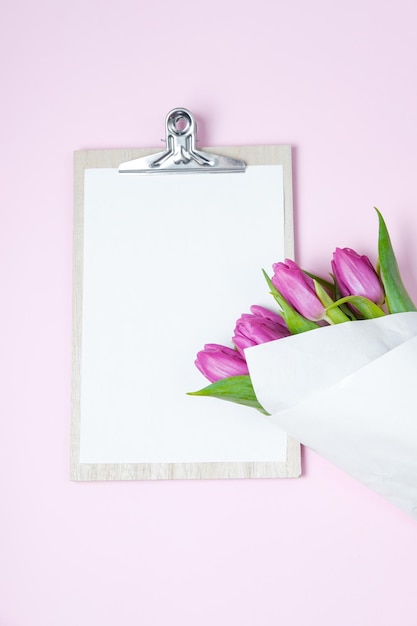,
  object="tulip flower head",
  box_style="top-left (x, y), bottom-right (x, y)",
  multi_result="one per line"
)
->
top-left (271, 259), bottom-right (327, 321)
top-left (195, 343), bottom-right (249, 383)
top-left (248, 305), bottom-right (288, 324)
top-left (332, 247), bottom-right (384, 305)
top-left (233, 305), bottom-right (290, 355)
